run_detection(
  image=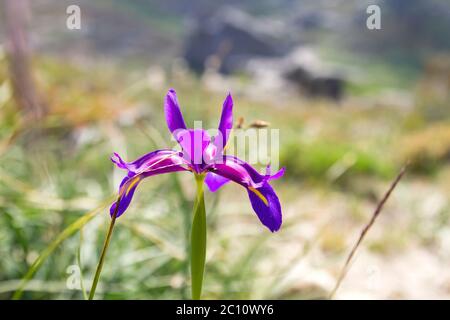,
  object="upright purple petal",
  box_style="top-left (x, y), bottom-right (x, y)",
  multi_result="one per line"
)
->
top-left (165, 89), bottom-right (187, 138)
top-left (177, 129), bottom-right (211, 169)
top-left (205, 172), bottom-right (230, 192)
top-left (203, 143), bottom-right (218, 165)
top-left (214, 93), bottom-right (233, 152)
top-left (247, 182), bottom-right (282, 232)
